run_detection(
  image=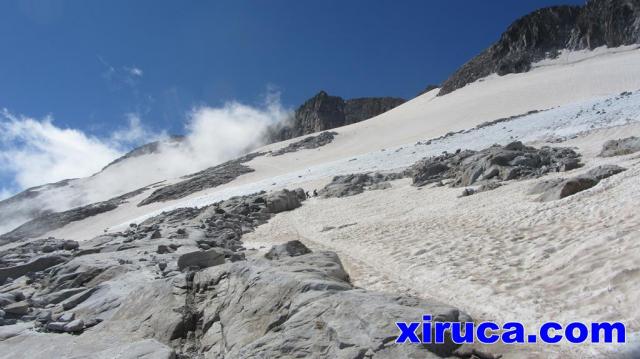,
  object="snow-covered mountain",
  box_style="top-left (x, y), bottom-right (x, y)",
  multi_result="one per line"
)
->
top-left (2, 2), bottom-right (640, 358)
